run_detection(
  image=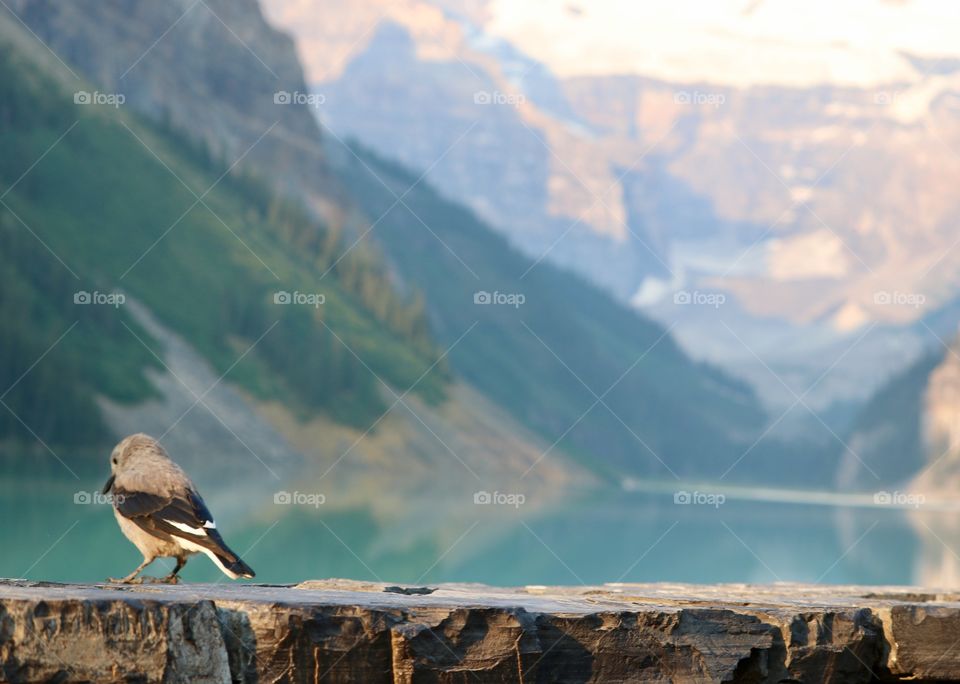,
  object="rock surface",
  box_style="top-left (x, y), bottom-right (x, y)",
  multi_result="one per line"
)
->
top-left (3, 579), bottom-right (960, 682)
